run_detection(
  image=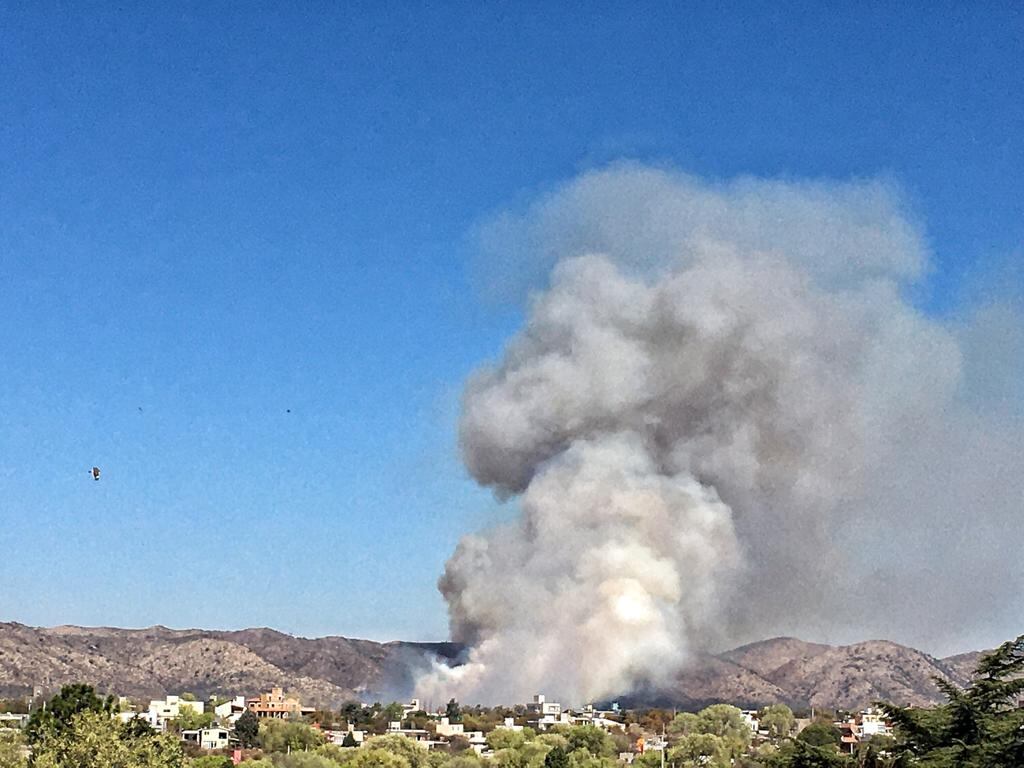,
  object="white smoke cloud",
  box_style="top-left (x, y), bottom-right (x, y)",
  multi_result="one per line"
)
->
top-left (417, 163), bottom-right (1024, 705)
